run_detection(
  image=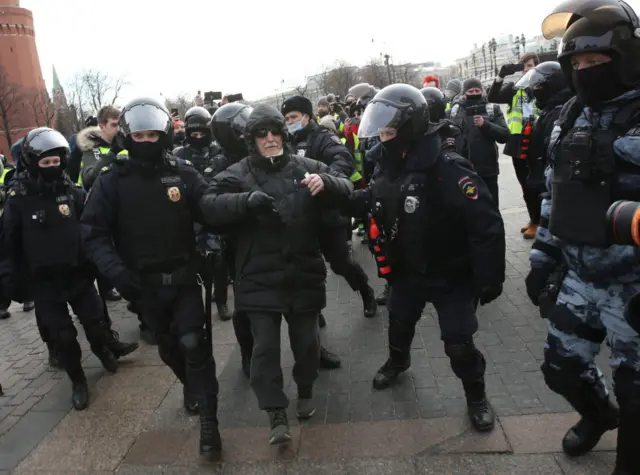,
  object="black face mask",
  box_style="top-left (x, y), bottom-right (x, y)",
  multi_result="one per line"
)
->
top-left (38, 166), bottom-right (63, 182)
top-left (188, 136), bottom-right (210, 150)
top-left (381, 137), bottom-right (406, 160)
top-left (174, 131), bottom-right (185, 143)
top-left (466, 93), bottom-right (483, 103)
top-left (572, 61), bottom-right (629, 107)
top-left (533, 87), bottom-right (552, 107)
top-left (128, 141), bottom-right (165, 163)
